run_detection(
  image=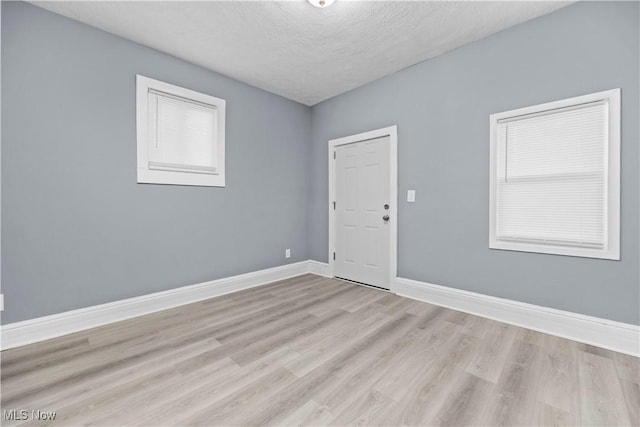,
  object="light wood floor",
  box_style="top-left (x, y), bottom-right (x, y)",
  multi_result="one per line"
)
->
top-left (1, 274), bottom-right (638, 426)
